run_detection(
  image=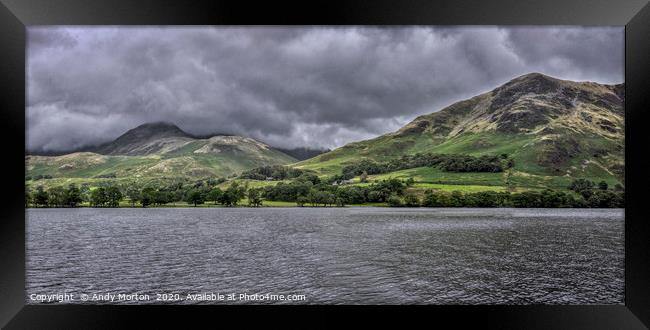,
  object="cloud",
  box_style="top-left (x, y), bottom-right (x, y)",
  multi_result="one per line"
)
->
top-left (27, 26), bottom-right (624, 152)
